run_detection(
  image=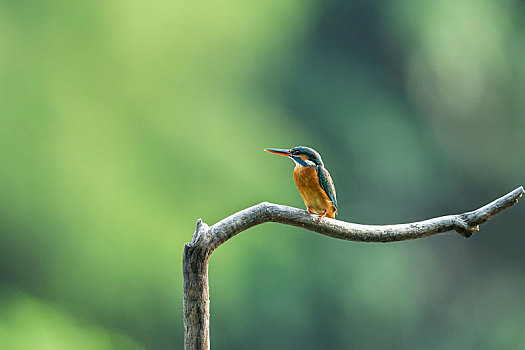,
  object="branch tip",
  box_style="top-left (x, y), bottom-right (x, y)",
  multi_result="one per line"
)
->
top-left (190, 219), bottom-right (209, 246)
